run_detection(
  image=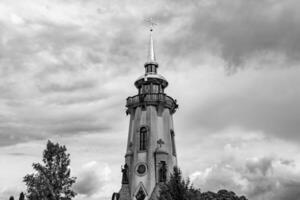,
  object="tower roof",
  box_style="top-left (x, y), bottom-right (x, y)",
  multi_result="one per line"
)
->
top-left (147, 30), bottom-right (156, 63)
top-left (144, 18), bottom-right (158, 66)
